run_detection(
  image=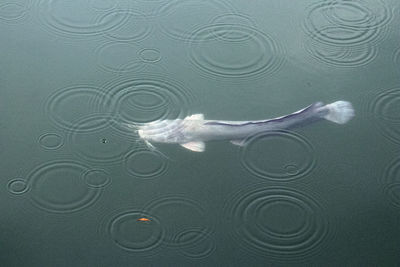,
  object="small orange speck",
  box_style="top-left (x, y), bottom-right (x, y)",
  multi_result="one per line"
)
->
top-left (137, 217), bottom-right (150, 222)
